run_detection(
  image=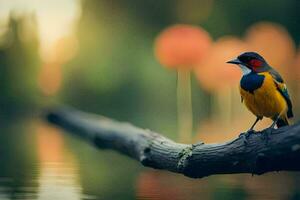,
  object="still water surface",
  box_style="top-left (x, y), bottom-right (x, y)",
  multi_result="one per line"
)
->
top-left (0, 118), bottom-right (300, 200)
